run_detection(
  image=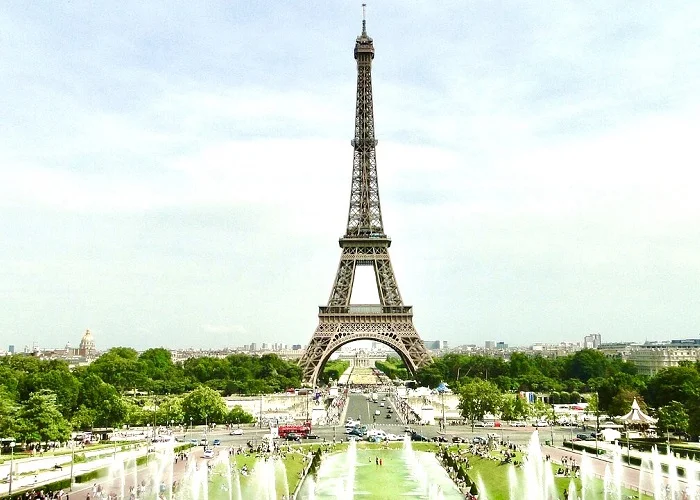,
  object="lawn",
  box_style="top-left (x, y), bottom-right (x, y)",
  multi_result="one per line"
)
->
top-left (461, 454), bottom-right (653, 500)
